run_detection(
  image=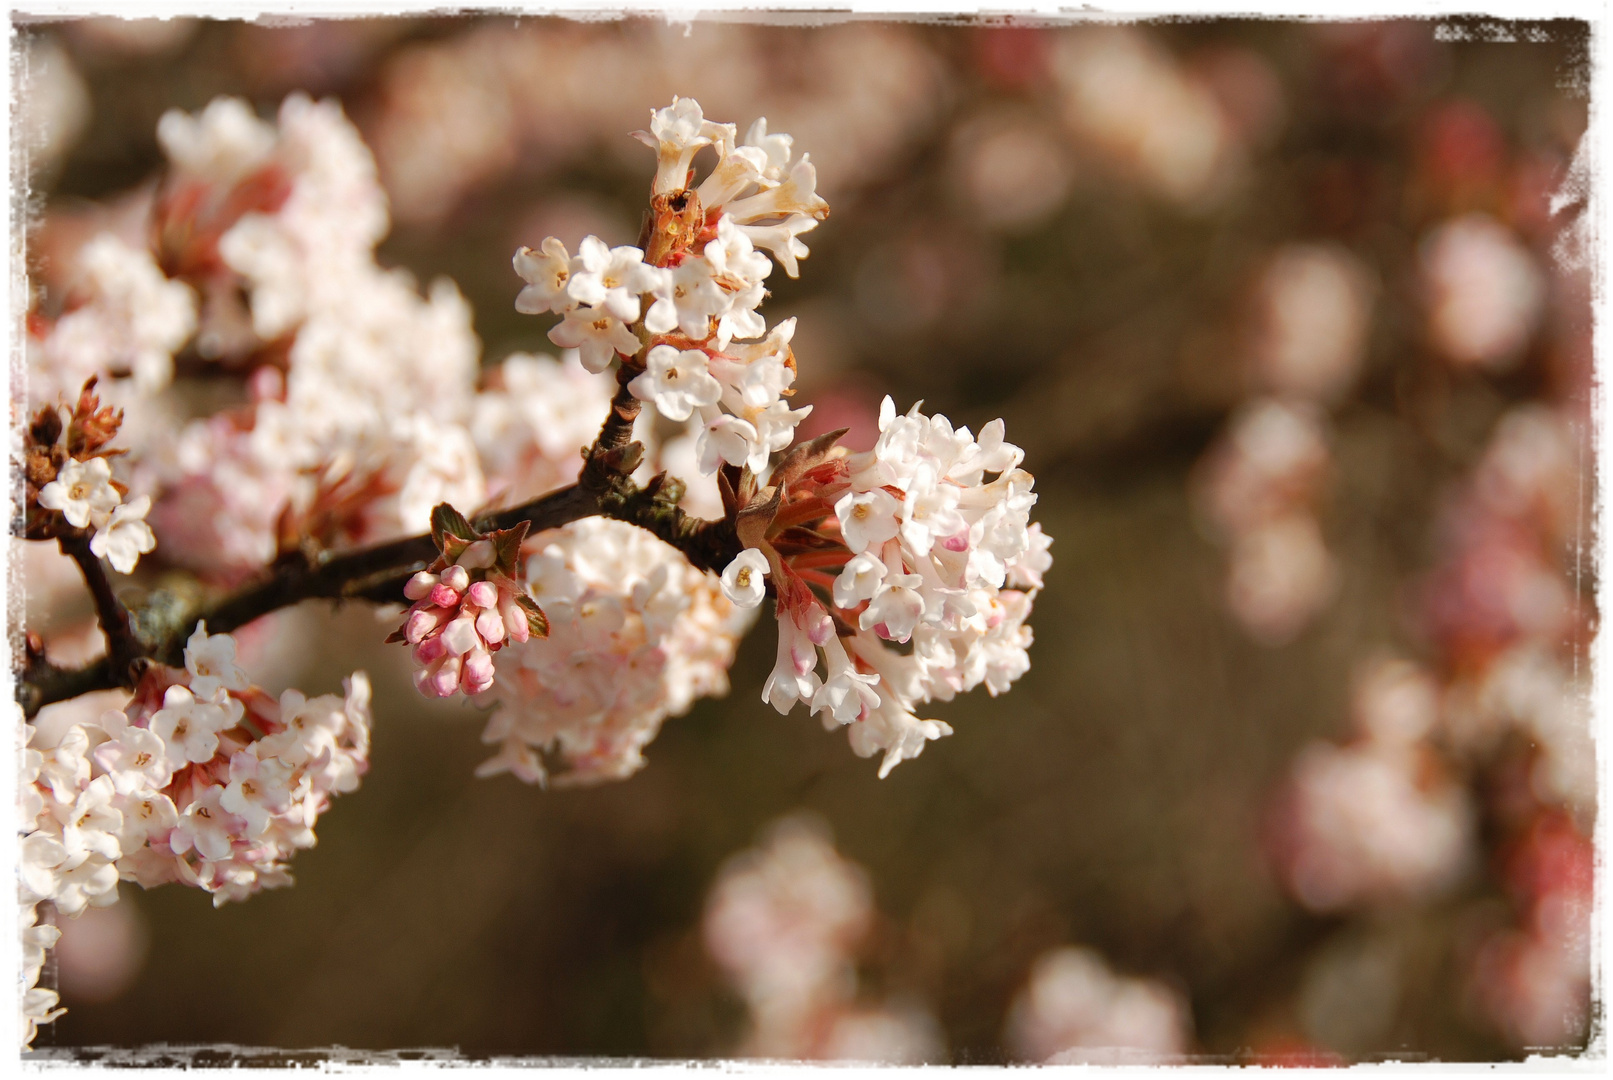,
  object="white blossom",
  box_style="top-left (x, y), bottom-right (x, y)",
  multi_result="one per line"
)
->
top-left (150, 684), bottom-right (240, 767)
top-left (89, 494), bottom-right (157, 573)
top-left (630, 344), bottom-right (723, 422)
top-left (566, 236), bottom-right (659, 323)
top-left (513, 237), bottom-right (578, 315)
top-left (721, 548), bottom-right (770, 609)
top-left (38, 456), bottom-right (121, 529)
